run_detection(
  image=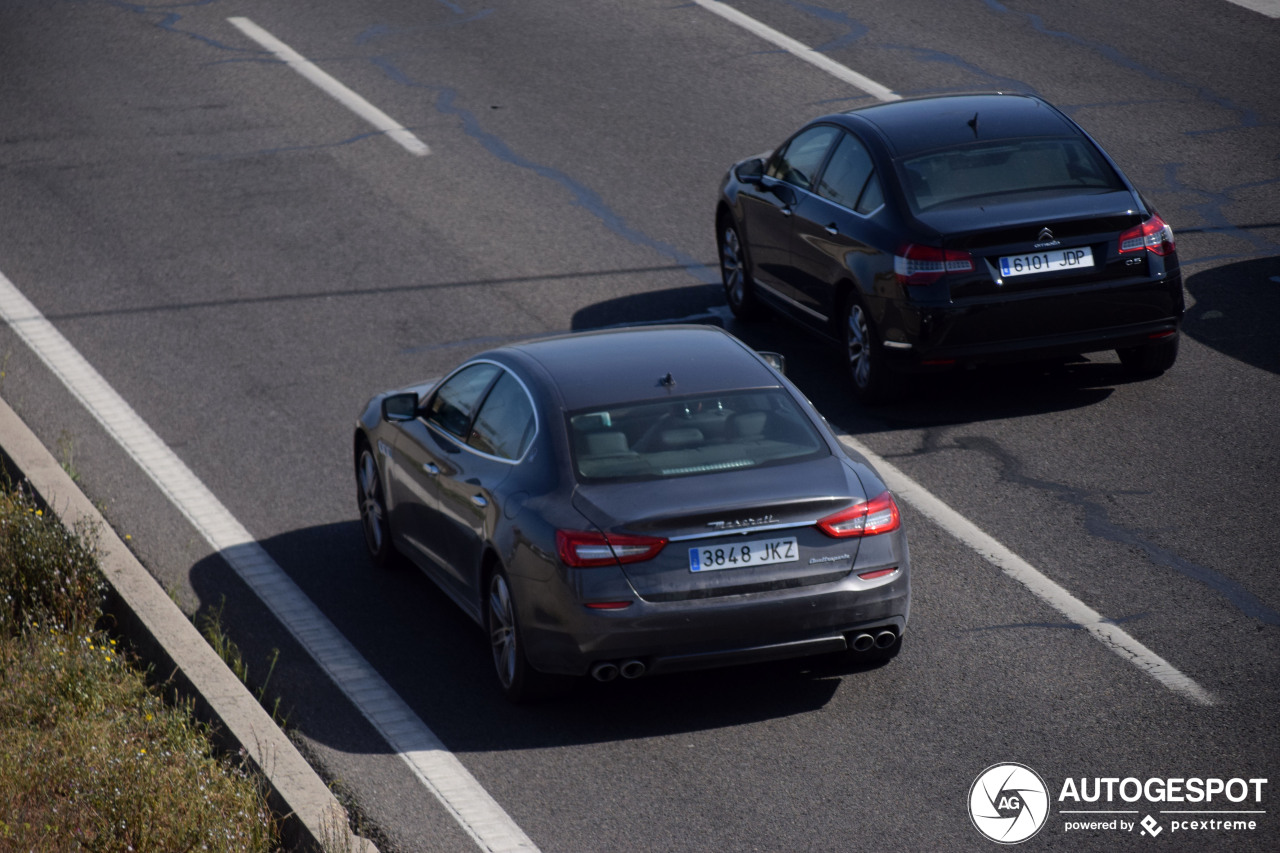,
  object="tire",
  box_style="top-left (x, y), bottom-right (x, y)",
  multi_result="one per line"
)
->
top-left (356, 440), bottom-right (396, 568)
top-left (1117, 335), bottom-right (1178, 377)
top-left (487, 568), bottom-right (569, 703)
top-left (842, 294), bottom-right (900, 404)
top-left (719, 219), bottom-right (763, 321)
